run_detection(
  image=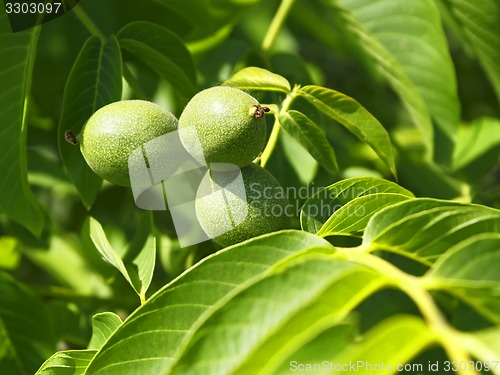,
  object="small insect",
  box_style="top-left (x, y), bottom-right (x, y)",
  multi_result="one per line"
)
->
top-left (64, 130), bottom-right (78, 145)
top-left (252, 105), bottom-right (270, 119)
